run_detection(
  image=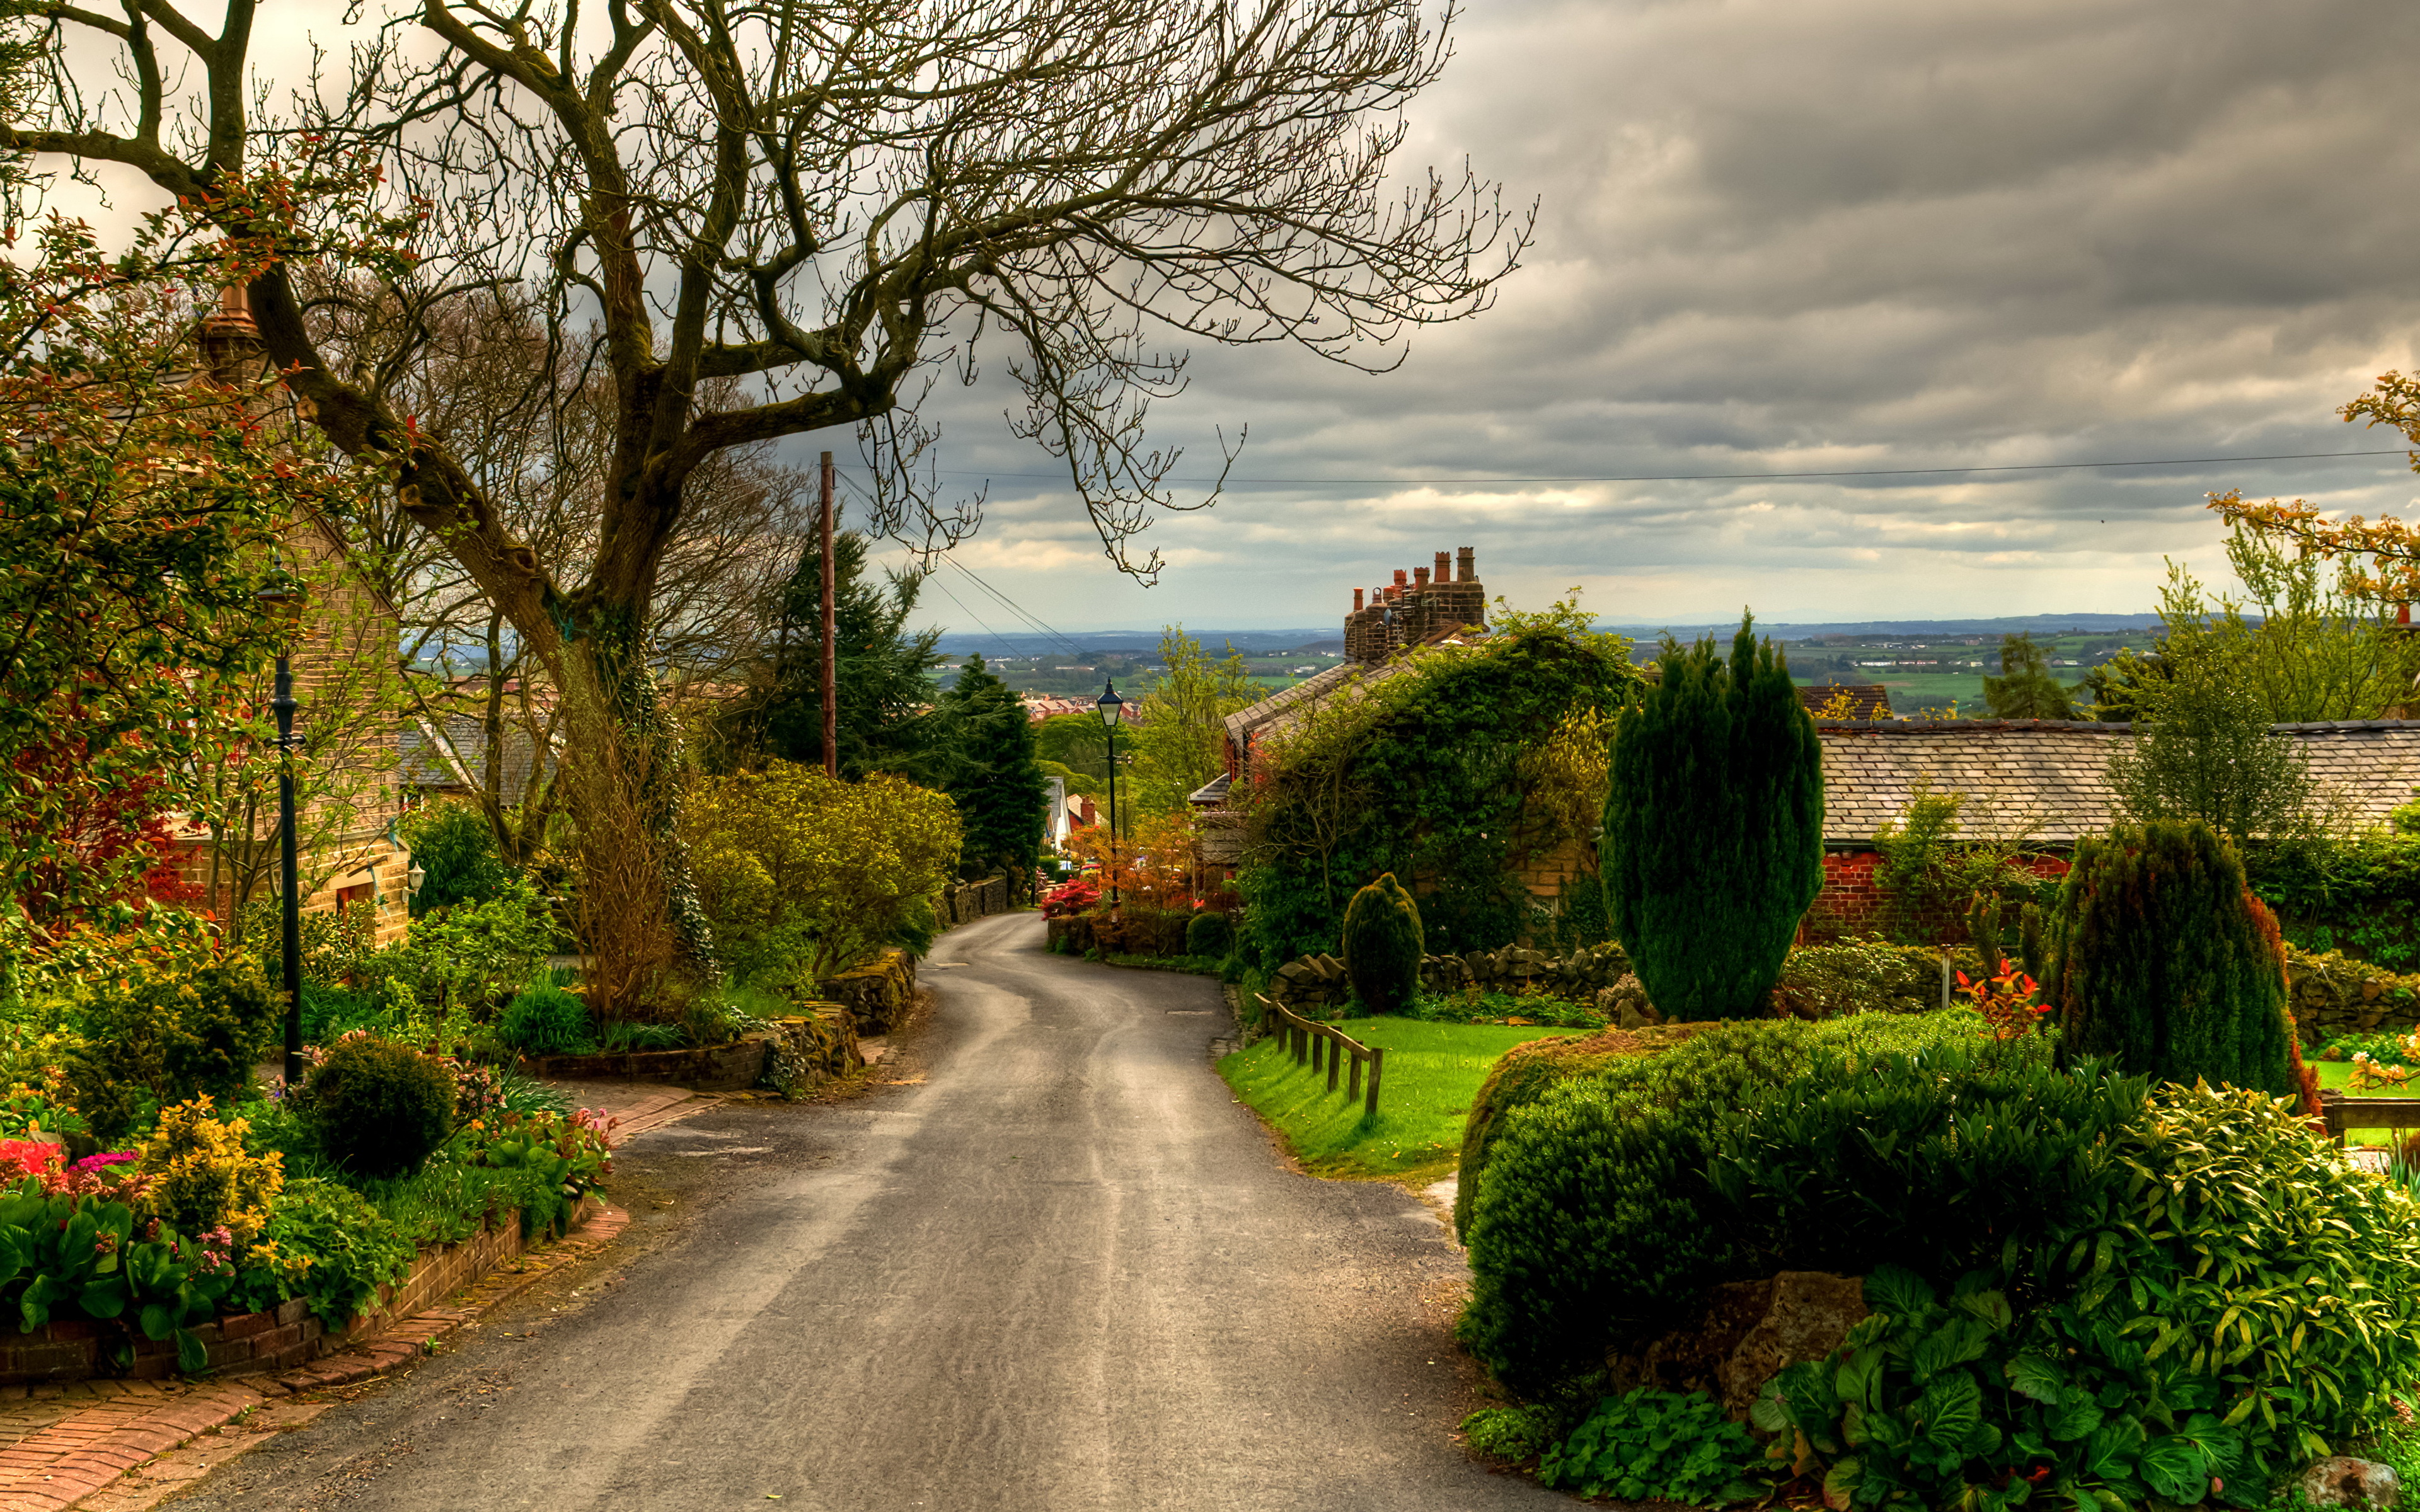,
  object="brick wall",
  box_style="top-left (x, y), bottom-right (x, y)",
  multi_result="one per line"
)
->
top-left (1801, 849), bottom-right (2070, 945)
